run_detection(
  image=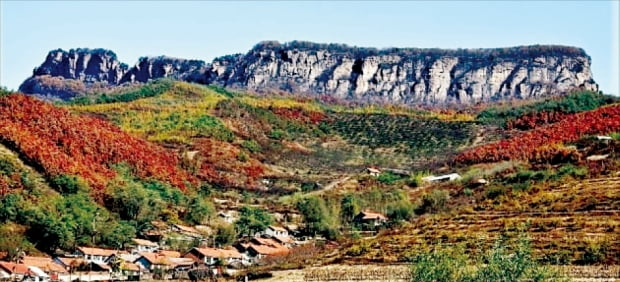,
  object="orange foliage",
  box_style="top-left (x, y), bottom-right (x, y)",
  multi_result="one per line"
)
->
top-left (0, 94), bottom-right (196, 192)
top-left (456, 105), bottom-right (620, 165)
top-left (272, 107), bottom-right (326, 124)
top-left (194, 138), bottom-right (265, 188)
